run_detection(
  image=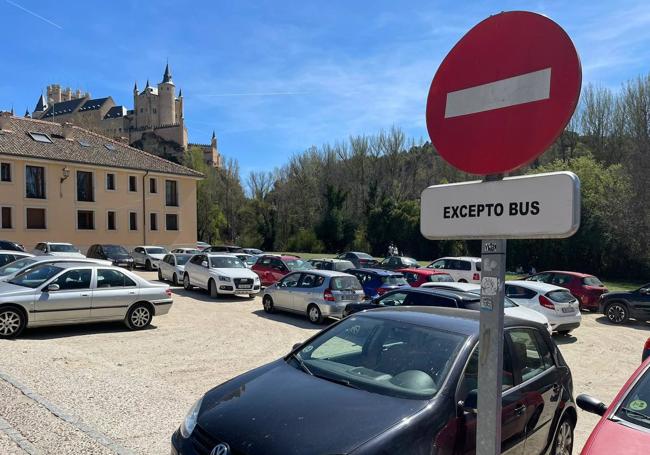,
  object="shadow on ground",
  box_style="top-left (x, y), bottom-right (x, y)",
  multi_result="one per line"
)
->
top-left (171, 287), bottom-right (257, 304)
top-left (14, 322), bottom-right (158, 341)
top-left (595, 316), bottom-right (650, 332)
top-left (252, 309), bottom-right (330, 330)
